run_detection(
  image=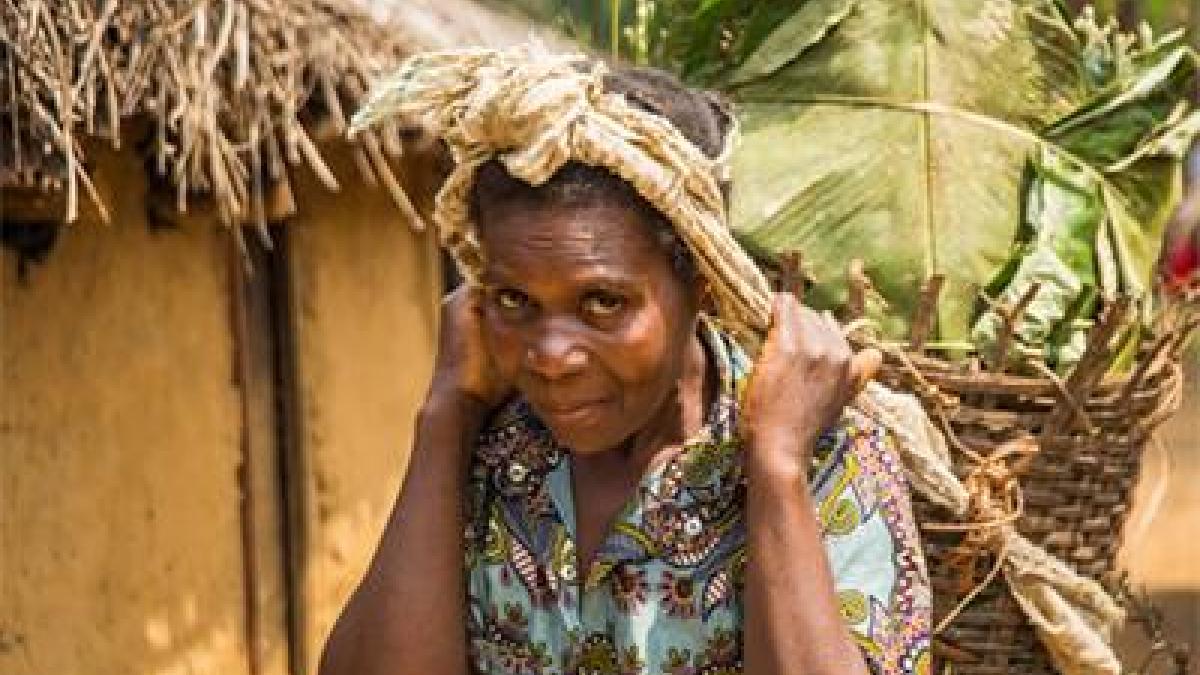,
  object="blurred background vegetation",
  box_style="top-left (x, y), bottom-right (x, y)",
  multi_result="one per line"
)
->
top-left (496, 0), bottom-right (1199, 355)
top-left (1079, 0), bottom-right (1197, 40)
top-left (497, 0), bottom-right (1197, 67)
top-left (496, 0), bottom-right (1198, 210)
